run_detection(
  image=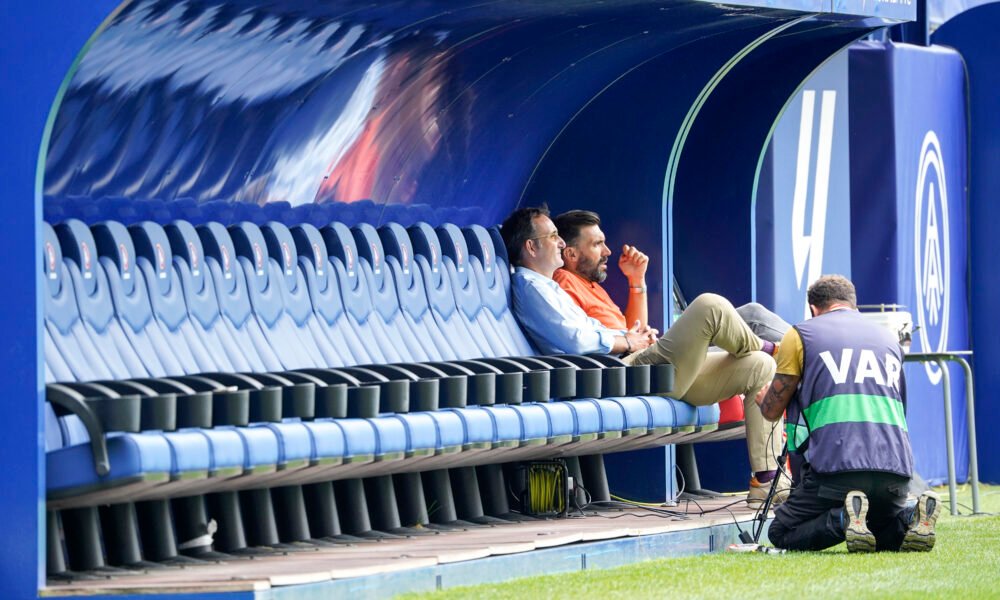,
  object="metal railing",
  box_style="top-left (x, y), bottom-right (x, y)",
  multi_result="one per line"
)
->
top-left (903, 351), bottom-right (981, 515)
